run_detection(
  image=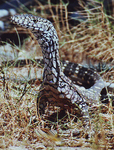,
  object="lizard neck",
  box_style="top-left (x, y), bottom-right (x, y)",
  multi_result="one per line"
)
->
top-left (40, 39), bottom-right (62, 84)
